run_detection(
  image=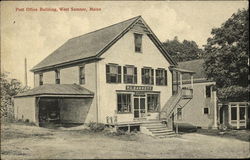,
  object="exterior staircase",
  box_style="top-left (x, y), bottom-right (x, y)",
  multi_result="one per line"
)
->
top-left (141, 121), bottom-right (176, 138)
